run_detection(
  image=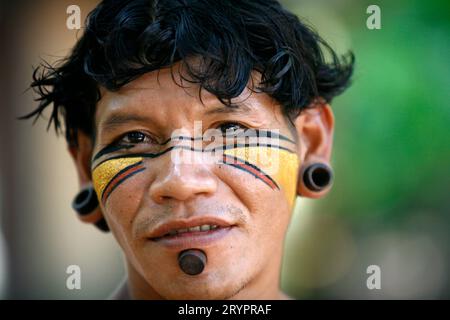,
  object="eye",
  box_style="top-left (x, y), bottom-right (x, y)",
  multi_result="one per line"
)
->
top-left (119, 131), bottom-right (152, 145)
top-left (217, 122), bottom-right (247, 135)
